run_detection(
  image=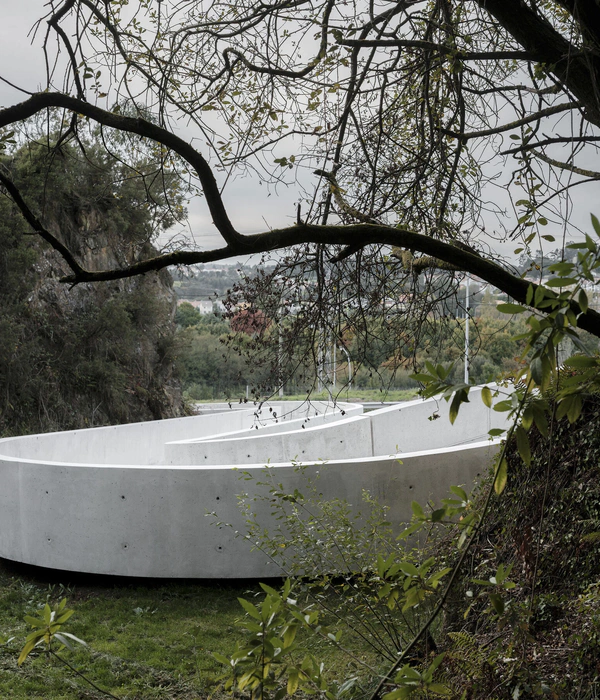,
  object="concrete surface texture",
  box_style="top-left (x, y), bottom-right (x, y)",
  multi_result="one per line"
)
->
top-left (0, 390), bottom-right (510, 578)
